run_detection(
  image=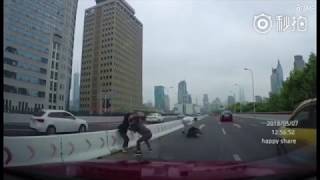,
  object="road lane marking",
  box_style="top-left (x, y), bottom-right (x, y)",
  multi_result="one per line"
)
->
top-left (233, 154), bottom-right (242, 161)
top-left (221, 128), bottom-right (226, 135)
top-left (233, 124), bottom-right (241, 128)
